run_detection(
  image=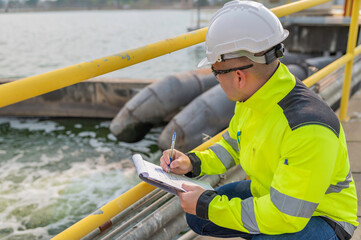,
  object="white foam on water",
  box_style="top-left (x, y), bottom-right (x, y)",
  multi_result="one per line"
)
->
top-left (0, 117), bottom-right (12, 124)
top-left (0, 117), bottom-right (161, 239)
top-left (0, 118), bottom-right (65, 133)
top-left (0, 152), bottom-right (139, 239)
top-left (107, 133), bottom-right (117, 141)
top-left (89, 138), bottom-right (112, 153)
top-left (12, 228), bottom-right (50, 240)
top-left (99, 121), bottom-right (111, 128)
top-left (78, 131), bottom-right (97, 138)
